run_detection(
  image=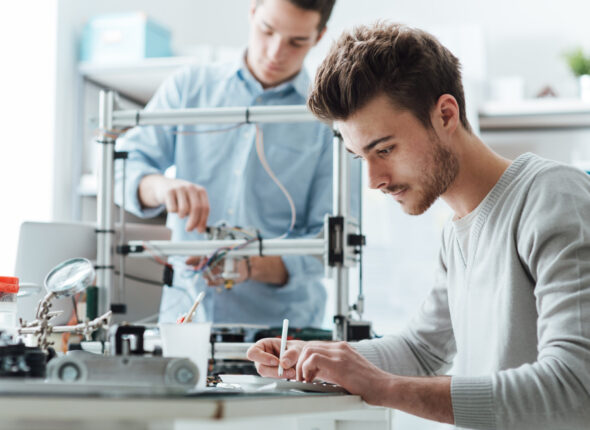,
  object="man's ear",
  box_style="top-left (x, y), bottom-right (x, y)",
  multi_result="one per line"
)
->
top-left (433, 94), bottom-right (459, 136)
